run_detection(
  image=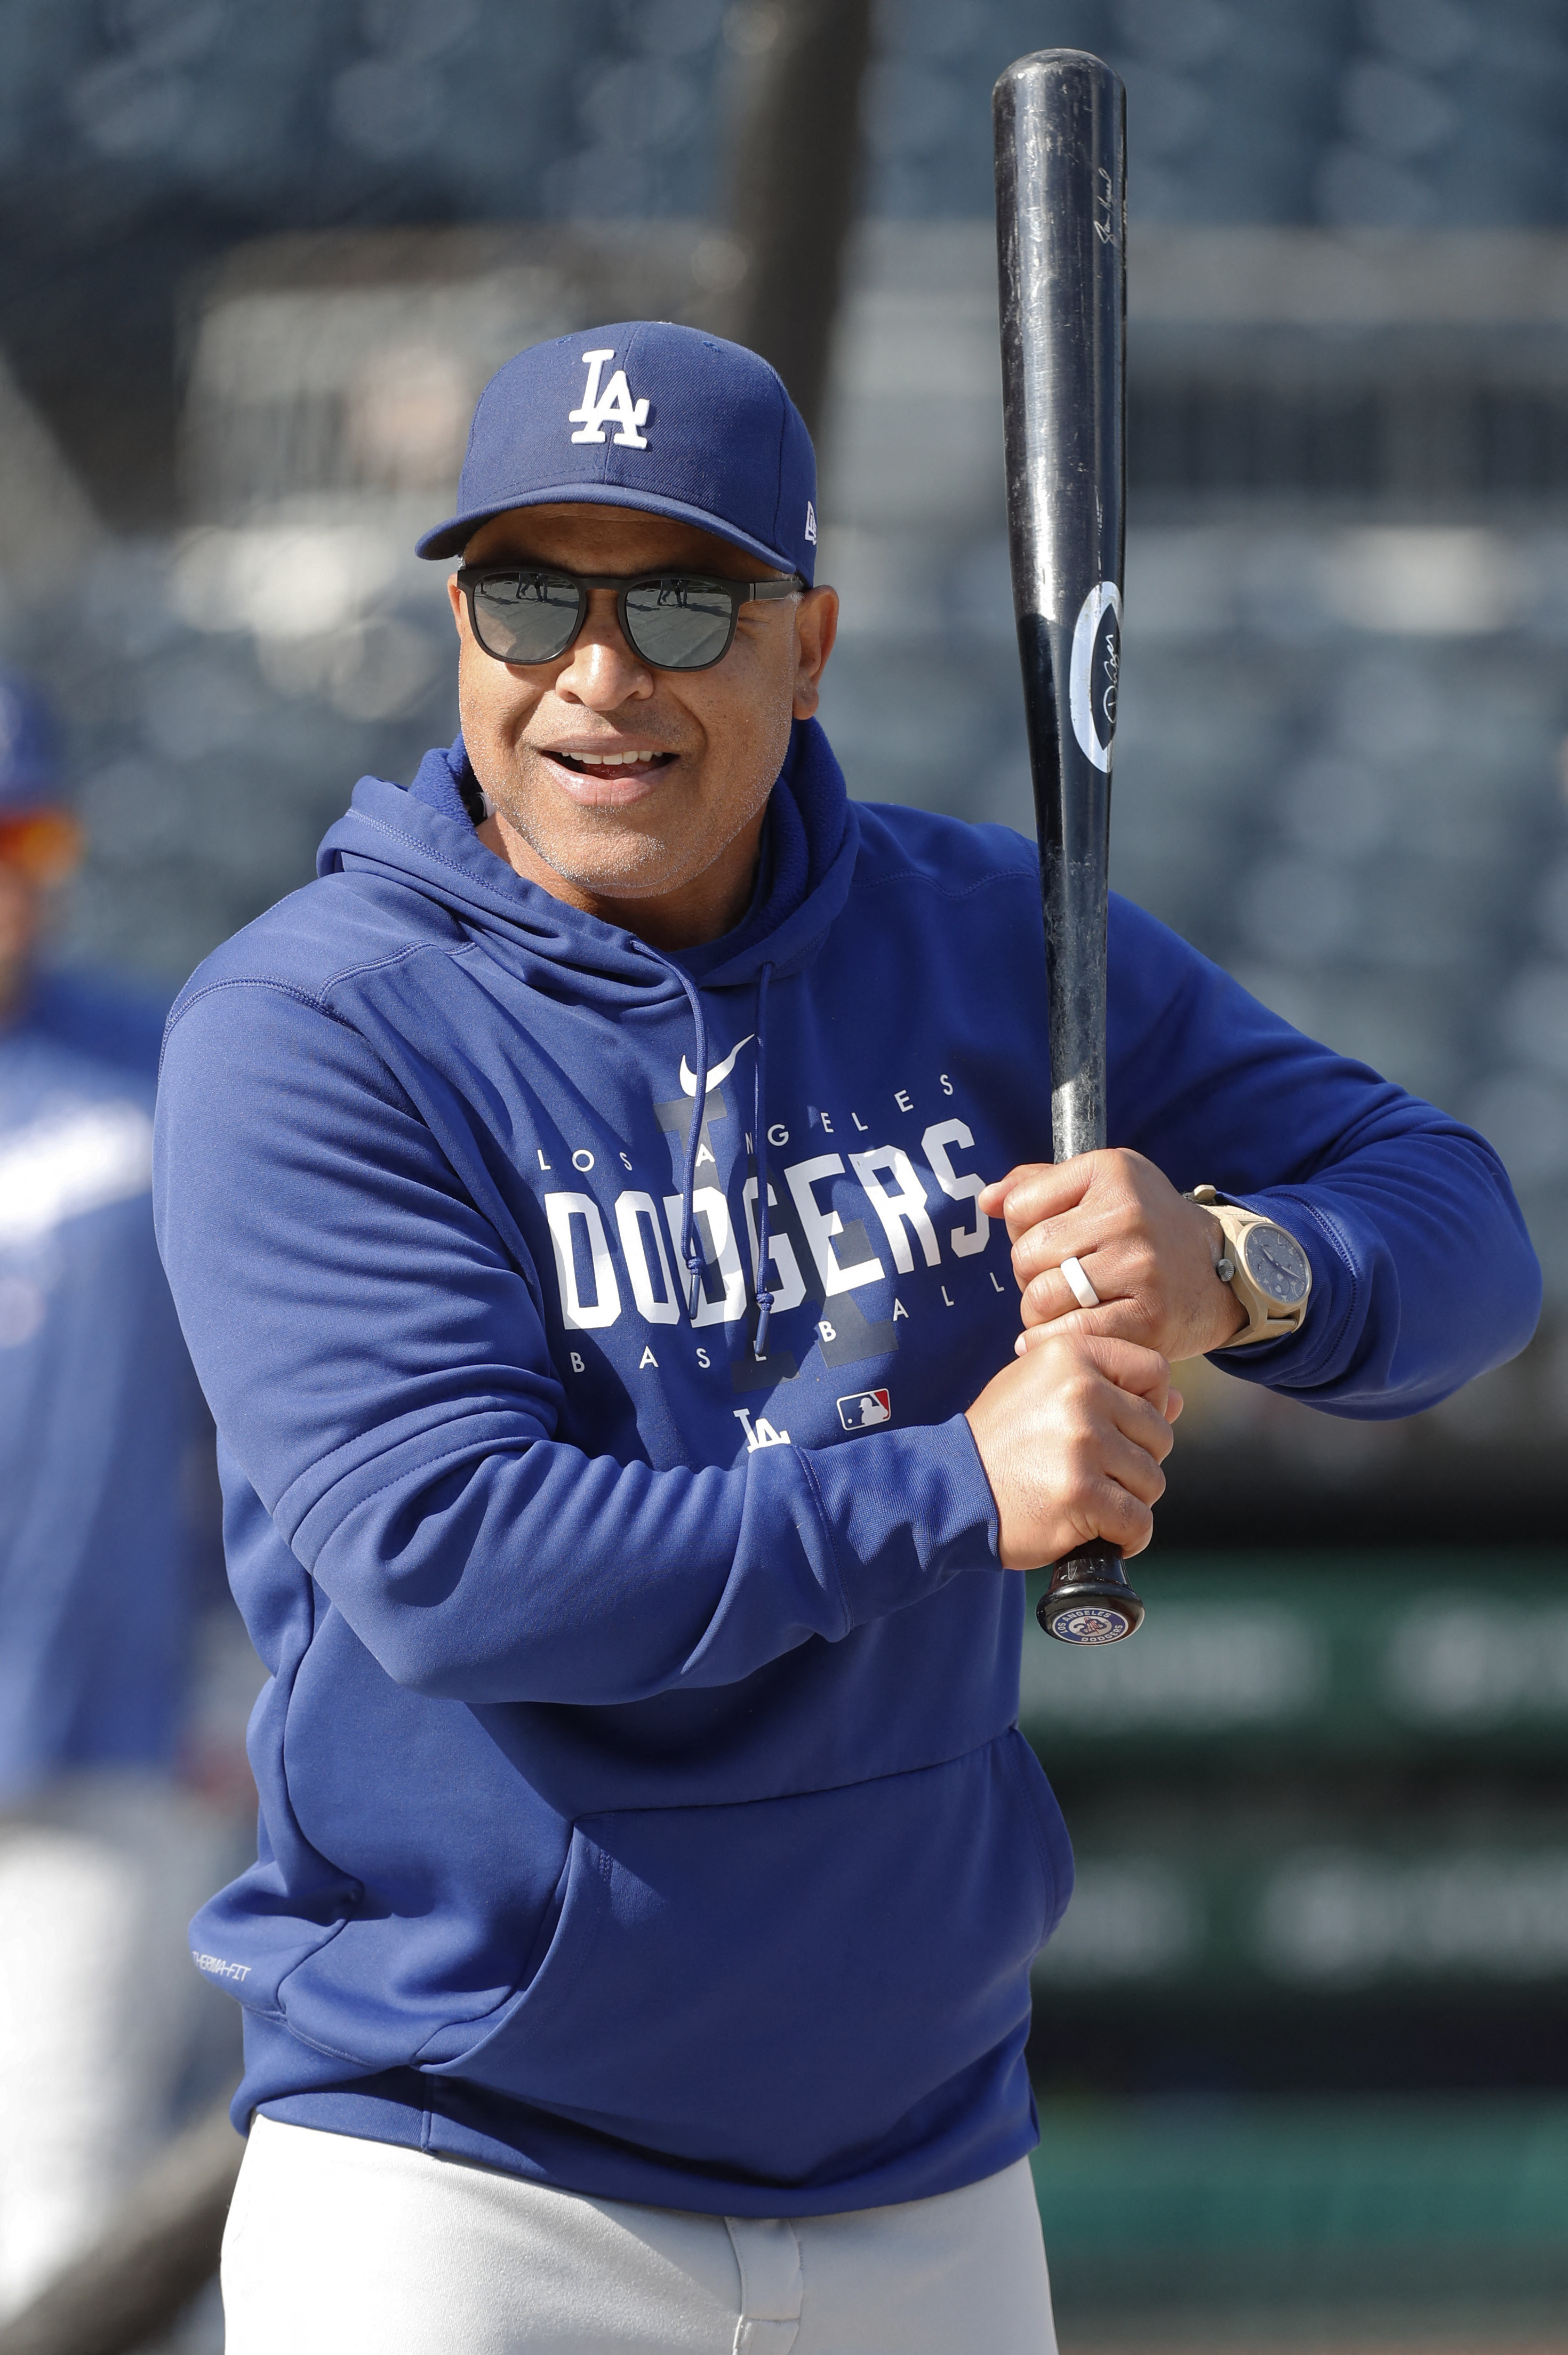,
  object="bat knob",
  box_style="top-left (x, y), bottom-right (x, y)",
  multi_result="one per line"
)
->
top-left (1038, 1541), bottom-right (1145, 1644)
